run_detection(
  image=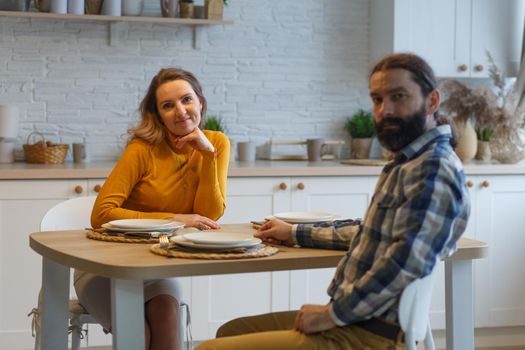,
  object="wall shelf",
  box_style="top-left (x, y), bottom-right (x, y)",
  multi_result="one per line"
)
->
top-left (0, 10), bottom-right (233, 48)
